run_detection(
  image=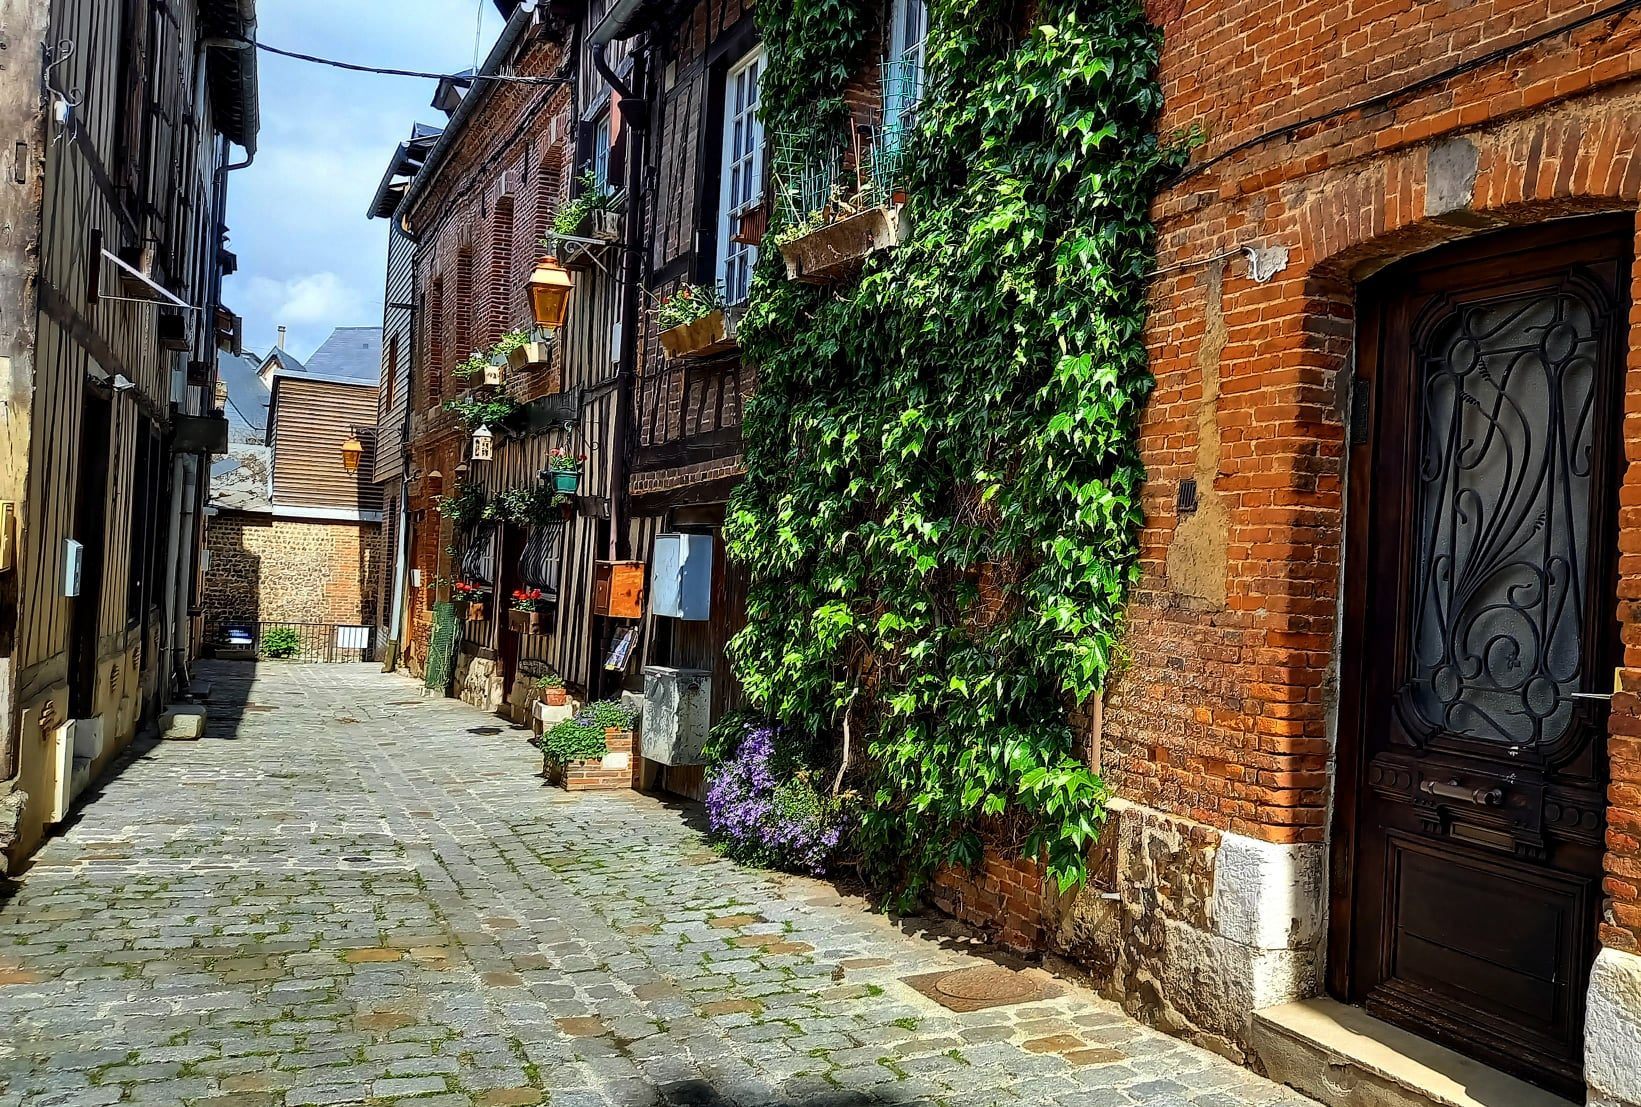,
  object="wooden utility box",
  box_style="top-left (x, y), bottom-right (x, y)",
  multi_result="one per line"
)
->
top-left (0, 501), bottom-right (13, 572)
top-left (594, 561), bottom-right (646, 619)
